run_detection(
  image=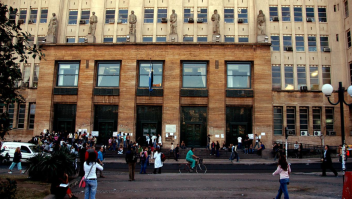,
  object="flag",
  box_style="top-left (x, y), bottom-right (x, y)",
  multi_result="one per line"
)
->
top-left (148, 61), bottom-right (153, 92)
